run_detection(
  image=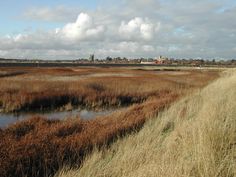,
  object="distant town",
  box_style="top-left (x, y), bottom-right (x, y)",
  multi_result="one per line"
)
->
top-left (0, 55), bottom-right (236, 67)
